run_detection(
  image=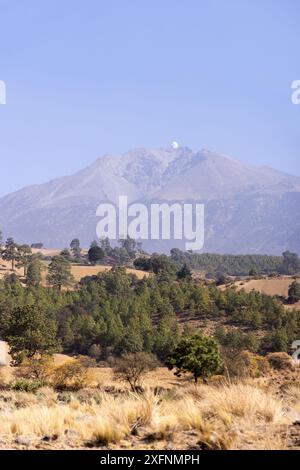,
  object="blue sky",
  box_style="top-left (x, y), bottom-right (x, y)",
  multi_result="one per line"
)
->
top-left (0, 0), bottom-right (299, 197)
